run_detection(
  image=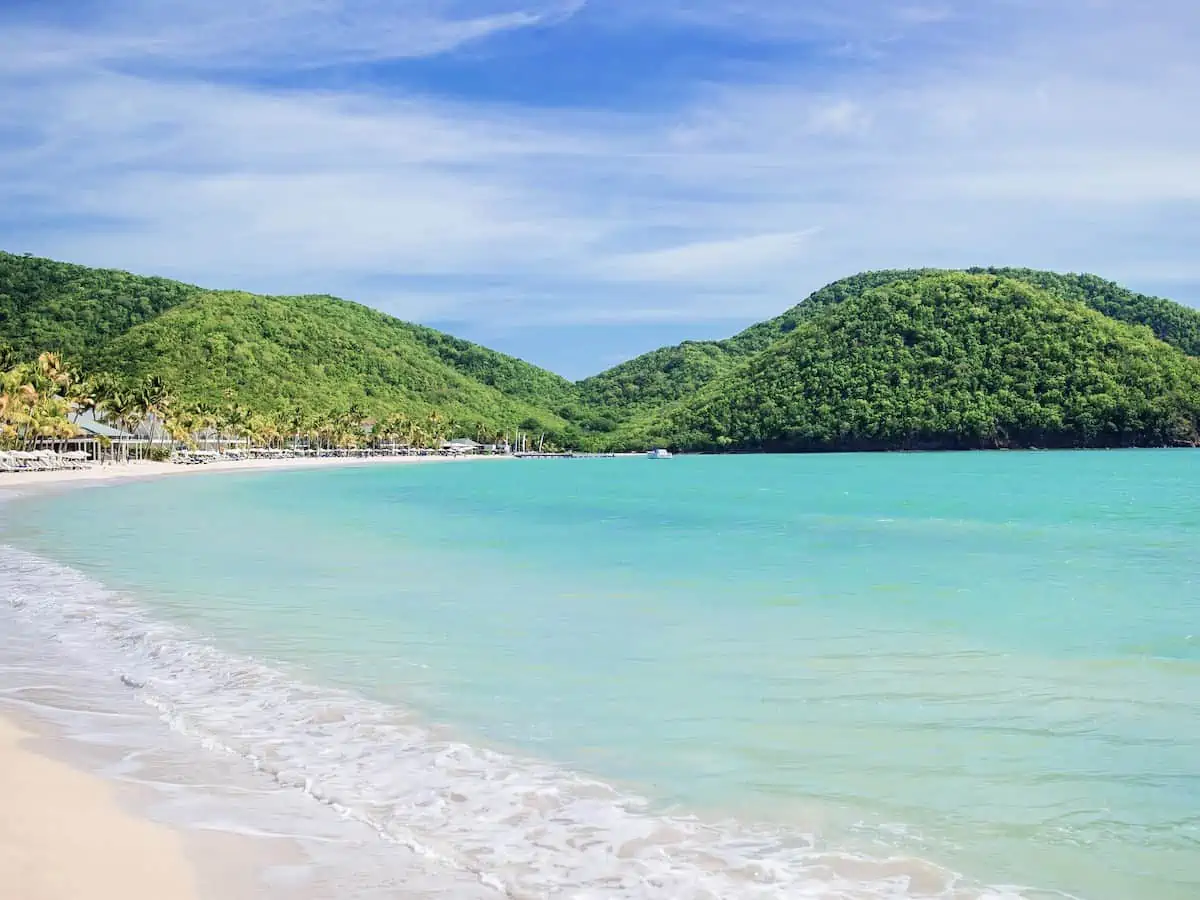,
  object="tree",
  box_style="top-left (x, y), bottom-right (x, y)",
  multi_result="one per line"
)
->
top-left (139, 374), bottom-right (175, 452)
